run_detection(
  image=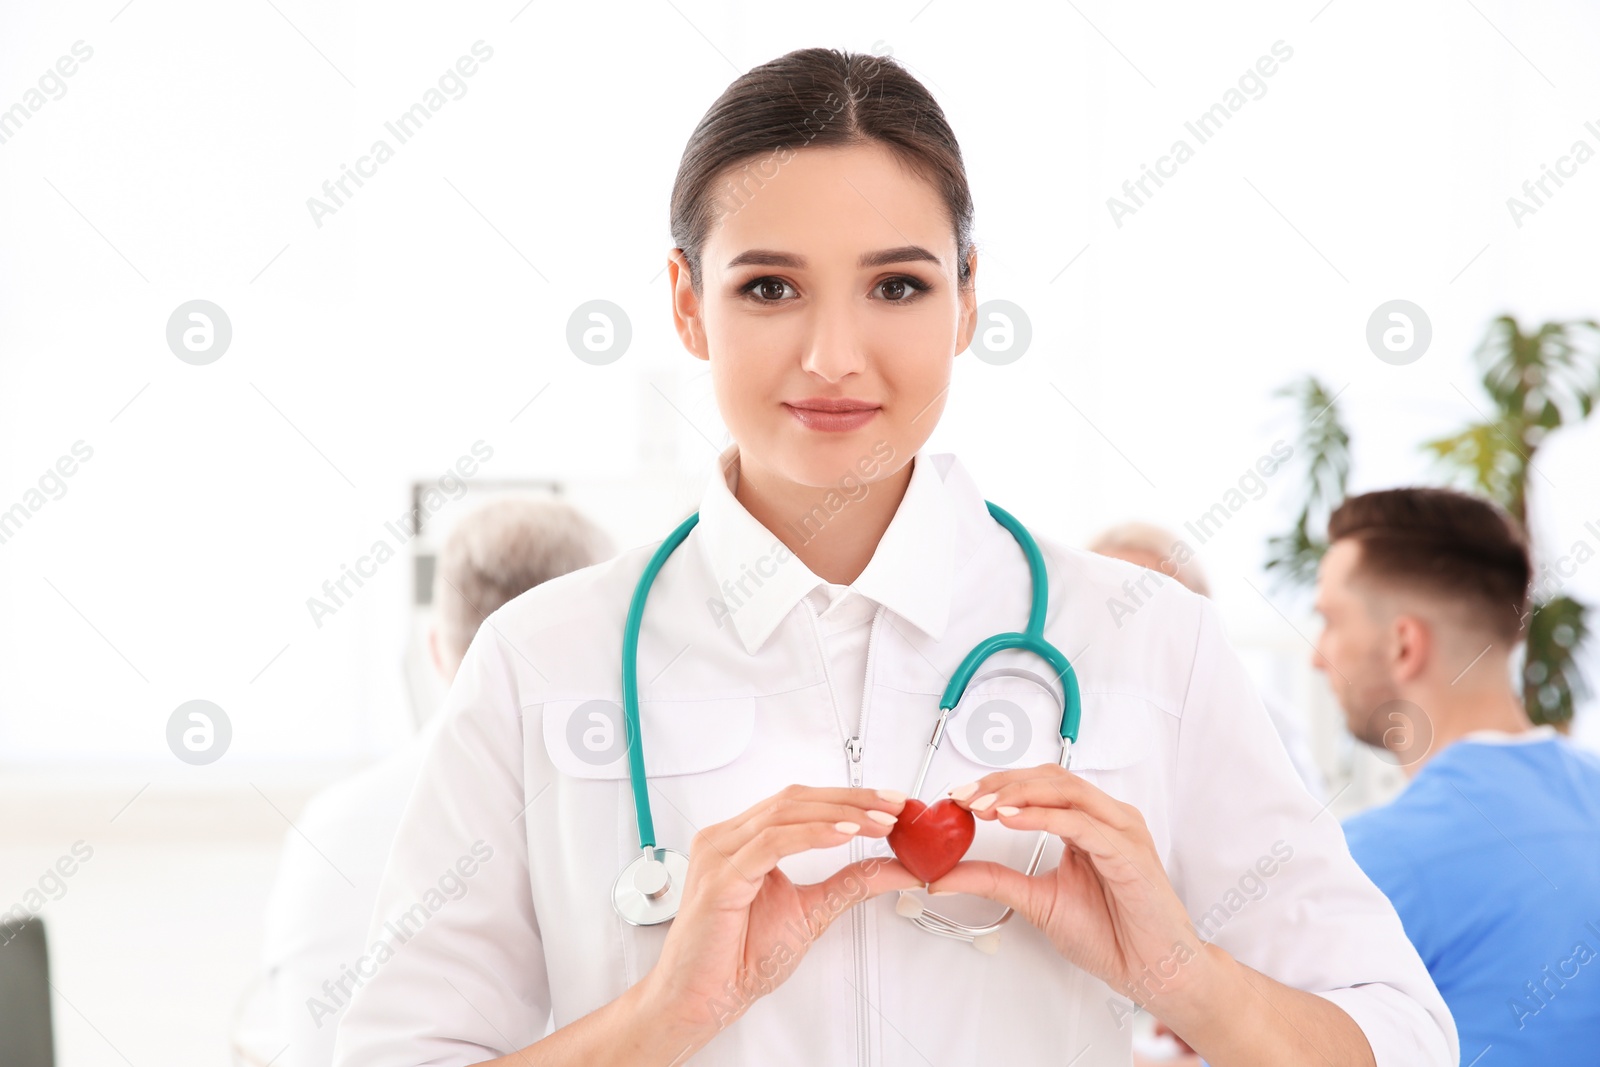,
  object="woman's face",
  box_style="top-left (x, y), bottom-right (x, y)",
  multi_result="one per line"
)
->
top-left (670, 141), bottom-right (976, 490)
